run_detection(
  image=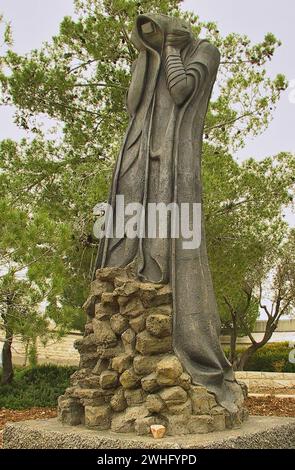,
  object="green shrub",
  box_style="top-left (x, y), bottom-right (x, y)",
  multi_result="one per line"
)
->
top-left (224, 342), bottom-right (295, 372)
top-left (0, 364), bottom-right (77, 409)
